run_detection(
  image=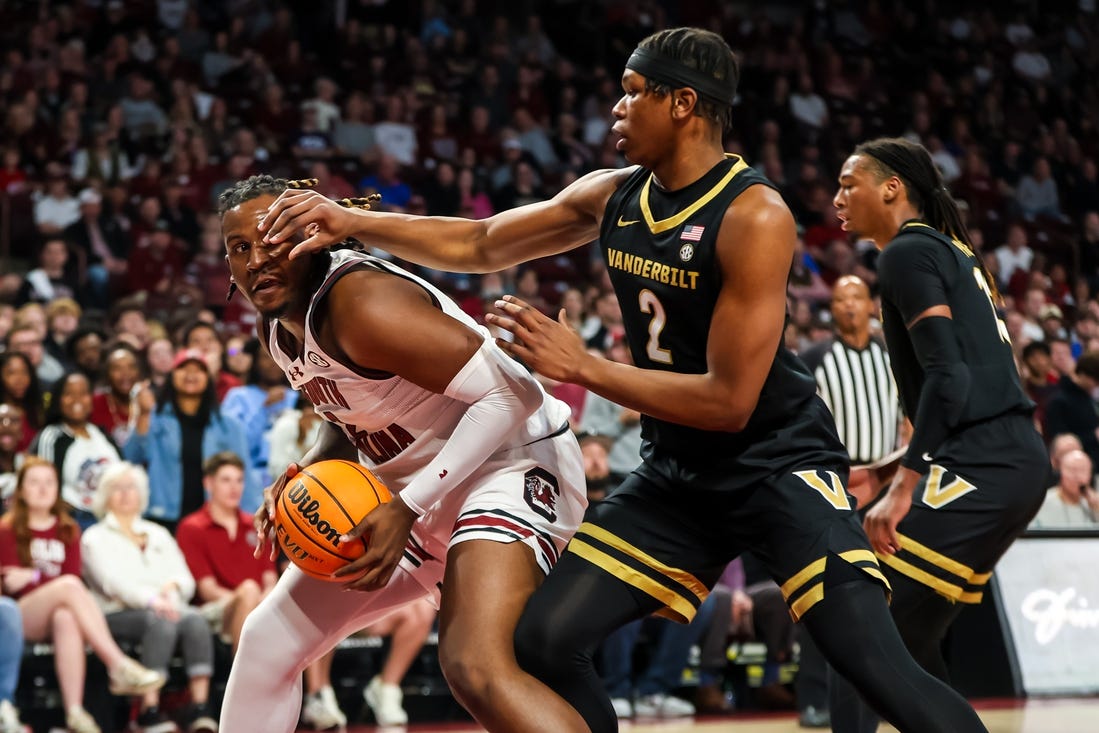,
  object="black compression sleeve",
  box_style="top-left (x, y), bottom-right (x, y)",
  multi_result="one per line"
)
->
top-left (902, 316), bottom-right (971, 471)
